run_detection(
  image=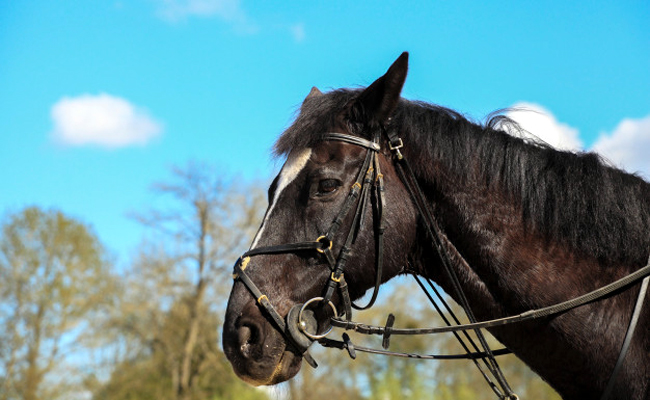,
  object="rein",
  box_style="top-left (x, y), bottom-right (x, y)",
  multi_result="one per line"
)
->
top-left (232, 128), bottom-right (650, 400)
